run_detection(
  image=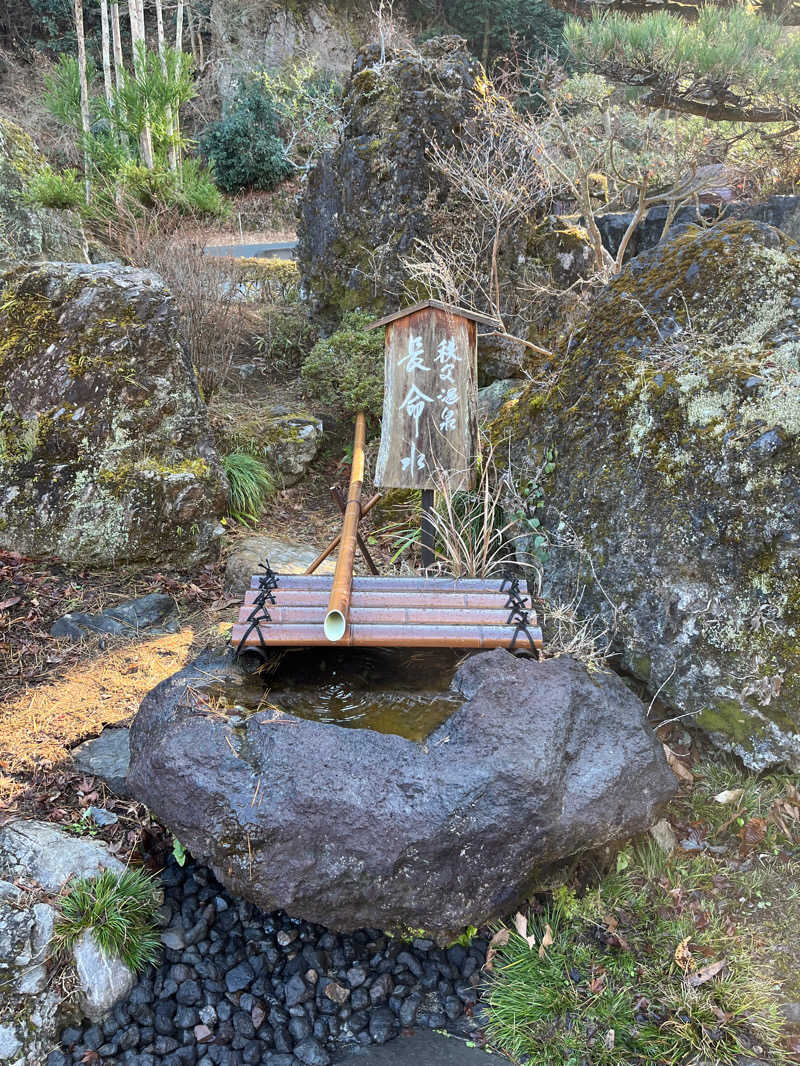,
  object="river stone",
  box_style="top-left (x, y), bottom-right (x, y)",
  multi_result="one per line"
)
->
top-left (495, 219), bottom-right (800, 770)
top-left (0, 261), bottom-right (228, 566)
top-left (71, 728), bottom-right (131, 797)
top-left (127, 648), bottom-right (675, 939)
top-left (0, 117), bottom-right (87, 268)
top-left (72, 929), bottom-right (136, 1022)
top-left (50, 593), bottom-right (179, 641)
top-left (224, 534), bottom-right (335, 595)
